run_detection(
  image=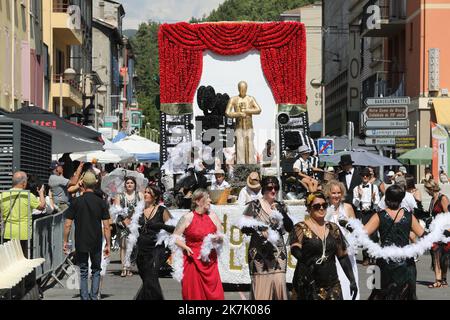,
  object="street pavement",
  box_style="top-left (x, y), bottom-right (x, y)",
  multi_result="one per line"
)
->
top-left (42, 250), bottom-right (450, 300)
